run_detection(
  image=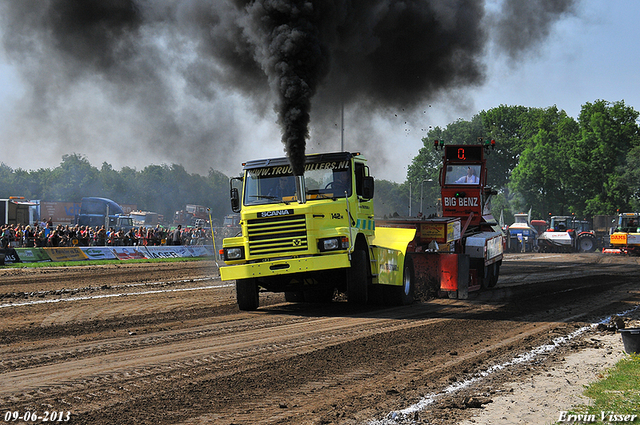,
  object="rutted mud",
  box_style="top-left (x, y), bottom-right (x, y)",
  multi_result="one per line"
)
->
top-left (0, 254), bottom-right (638, 424)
